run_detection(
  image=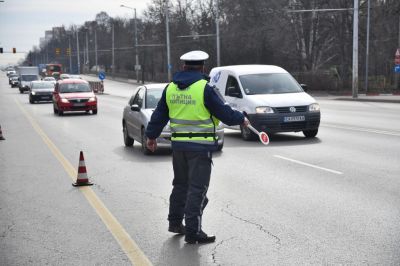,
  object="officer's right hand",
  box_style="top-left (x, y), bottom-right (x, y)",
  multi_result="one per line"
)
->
top-left (242, 117), bottom-right (250, 128)
top-left (146, 138), bottom-right (157, 152)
